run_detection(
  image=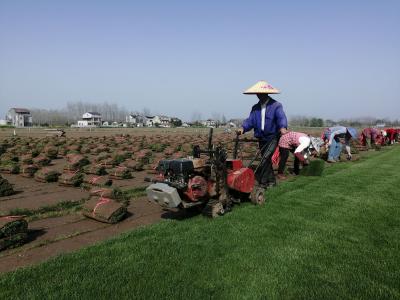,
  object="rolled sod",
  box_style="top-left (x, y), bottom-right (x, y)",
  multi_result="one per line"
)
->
top-left (58, 172), bottom-right (84, 187)
top-left (20, 164), bottom-right (39, 178)
top-left (108, 166), bottom-right (132, 179)
top-left (0, 233), bottom-right (28, 251)
top-left (82, 197), bottom-right (127, 224)
top-left (0, 176), bottom-right (14, 197)
top-left (94, 152), bottom-right (111, 162)
top-left (82, 175), bottom-right (112, 187)
top-left (89, 187), bottom-right (125, 200)
top-left (300, 159), bottom-right (325, 176)
top-left (34, 168), bottom-right (60, 183)
top-left (32, 155), bottom-right (51, 167)
top-left (20, 154), bottom-right (33, 164)
top-left (82, 164), bottom-right (107, 175)
top-left (0, 217), bottom-right (28, 238)
top-left (44, 146), bottom-right (59, 159)
top-left (124, 159), bottom-right (144, 171)
top-left (0, 162), bottom-right (20, 174)
top-left (64, 154), bottom-right (90, 171)
top-left (0, 216), bottom-right (28, 251)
